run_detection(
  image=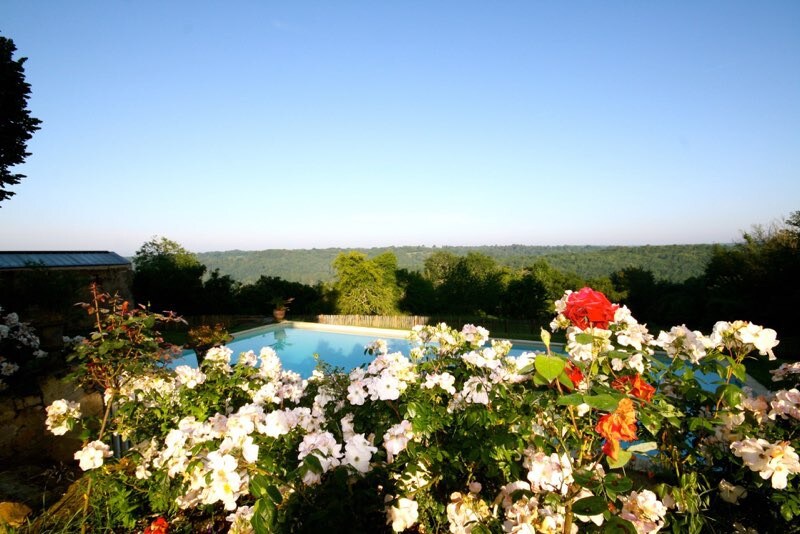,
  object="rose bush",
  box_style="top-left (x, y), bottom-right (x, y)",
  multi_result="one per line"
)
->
top-left (0, 305), bottom-right (47, 393)
top-left (44, 287), bottom-right (799, 533)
